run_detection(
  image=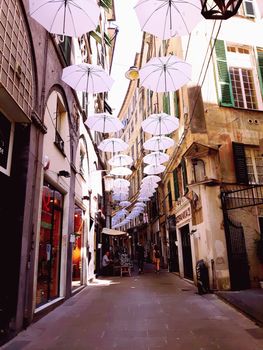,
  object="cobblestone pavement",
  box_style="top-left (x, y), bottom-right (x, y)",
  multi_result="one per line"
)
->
top-left (3, 270), bottom-right (263, 350)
